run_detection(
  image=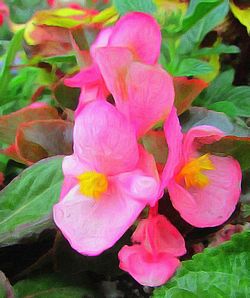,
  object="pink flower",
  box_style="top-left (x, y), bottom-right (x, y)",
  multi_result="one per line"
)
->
top-left (161, 108), bottom-right (242, 227)
top-left (64, 27), bottom-right (113, 115)
top-left (119, 214), bottom-right (186, 286)
top-left (53, 100), bottom-right (160, 255)
top-left (93, 12), bottom-right (174, 137)
top-left (66, 13), bottom-right (174, 137)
